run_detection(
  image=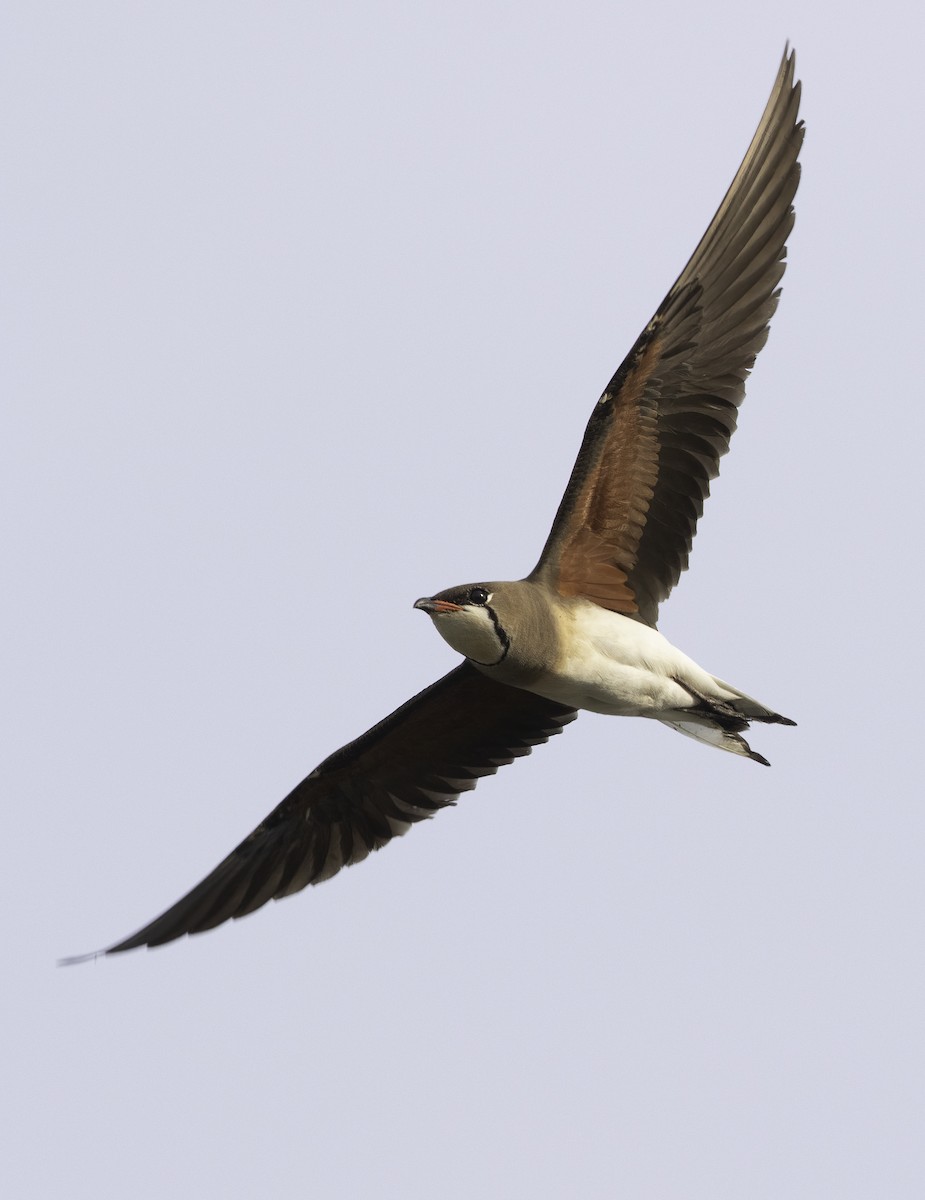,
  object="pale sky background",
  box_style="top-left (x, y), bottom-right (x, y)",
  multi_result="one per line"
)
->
top-left (4, 2), bottom-right (924, 1197)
